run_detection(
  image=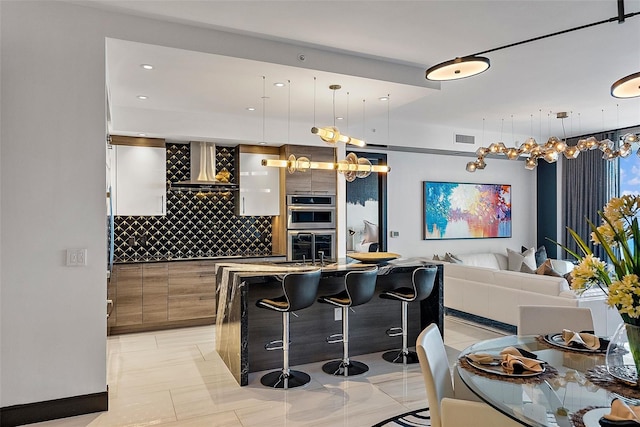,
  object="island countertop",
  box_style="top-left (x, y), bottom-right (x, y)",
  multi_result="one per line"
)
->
top-left (213, 258), bottom-right (444, 386)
